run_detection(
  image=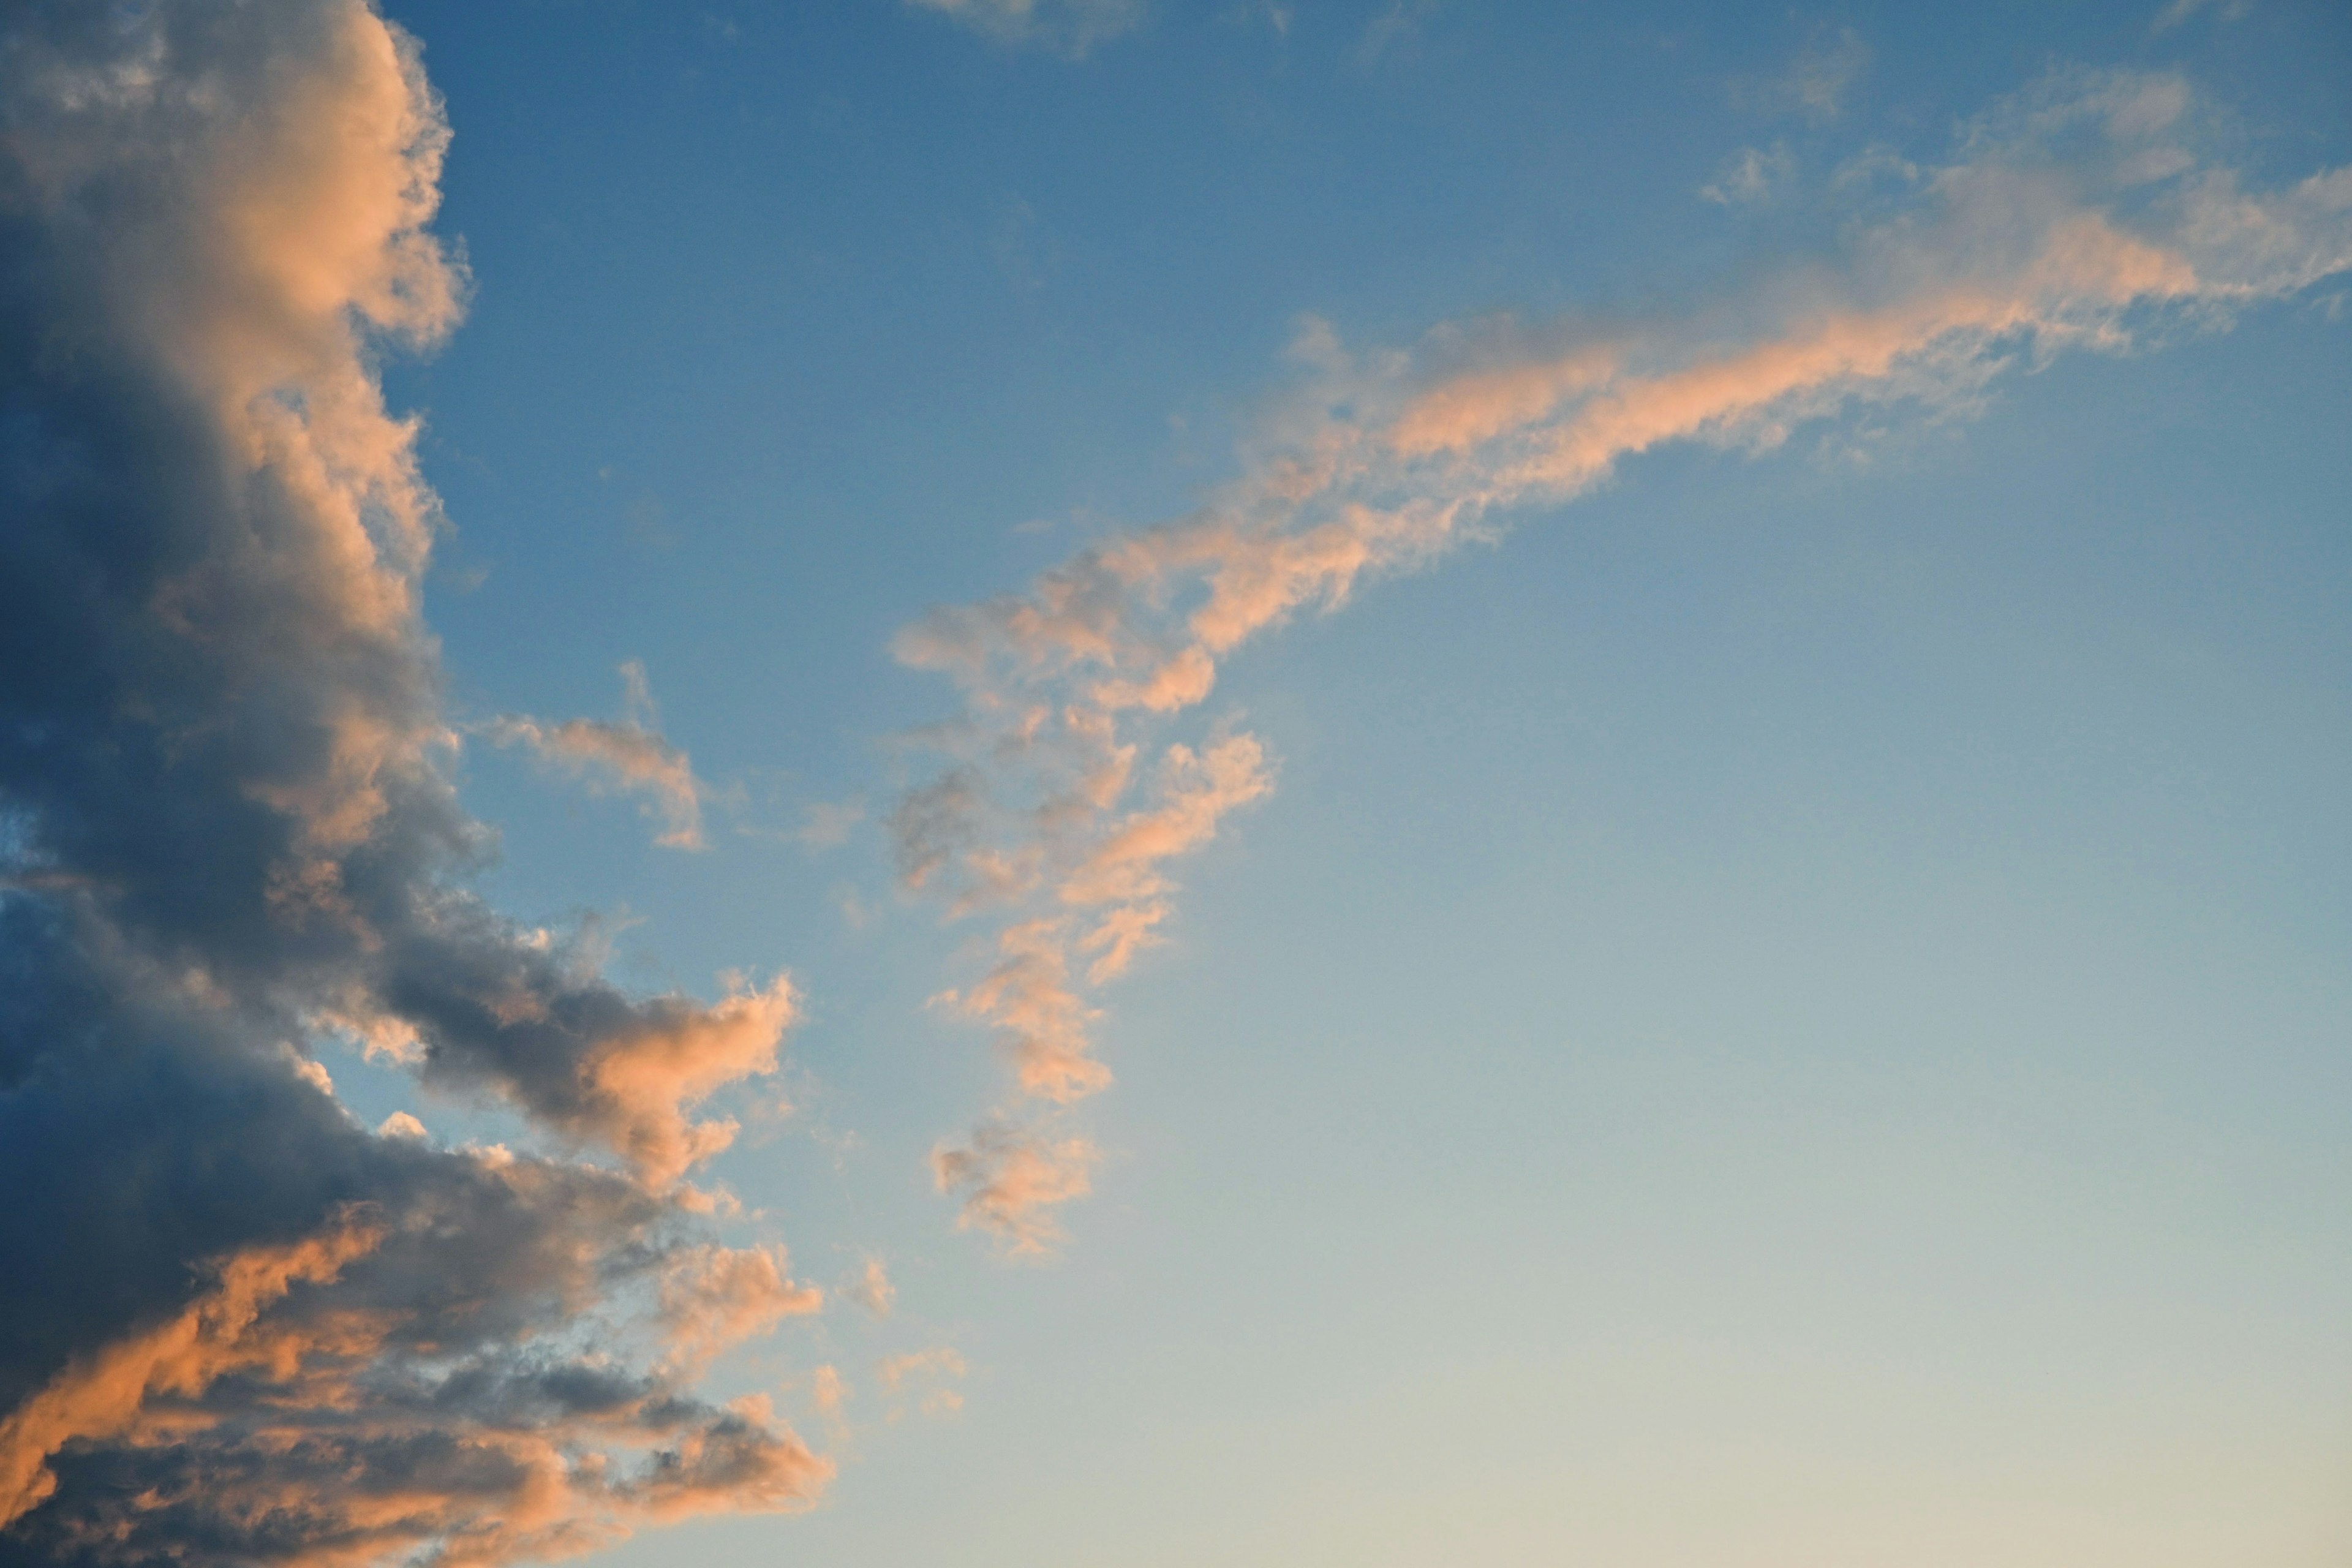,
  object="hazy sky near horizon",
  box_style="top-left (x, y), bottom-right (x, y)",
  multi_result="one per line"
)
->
top-left (2, 1), bottom-right (2350, 1565)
